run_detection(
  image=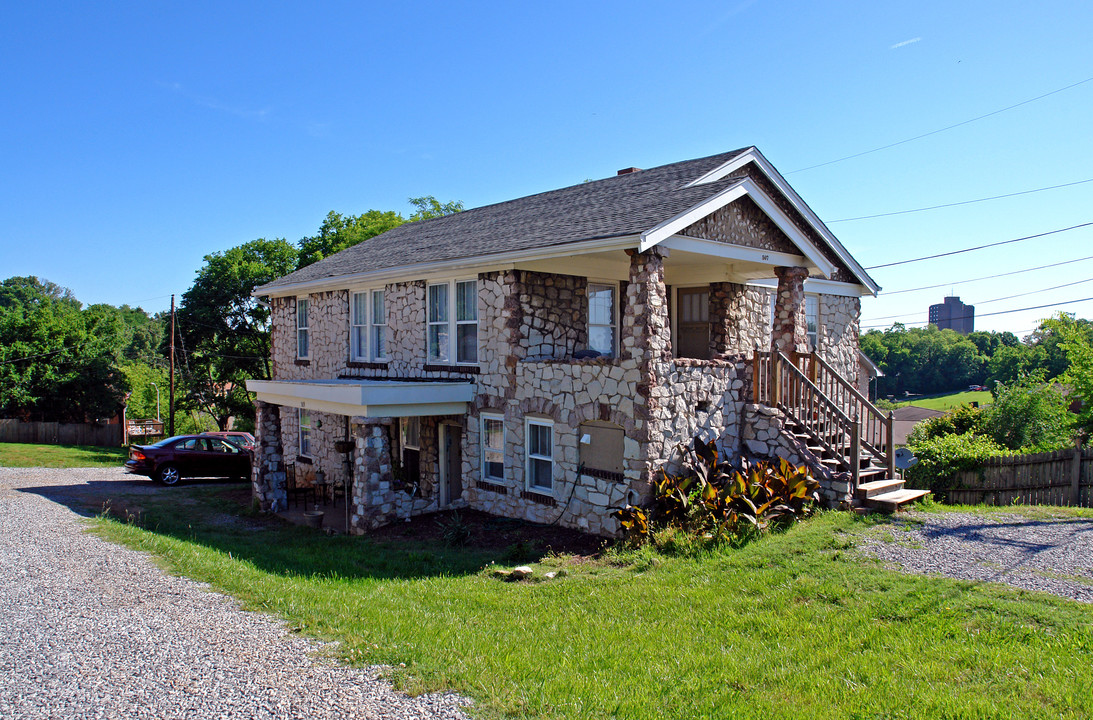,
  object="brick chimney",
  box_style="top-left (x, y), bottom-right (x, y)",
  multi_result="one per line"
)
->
top-left (616, 167), bottom-right (641, 175)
